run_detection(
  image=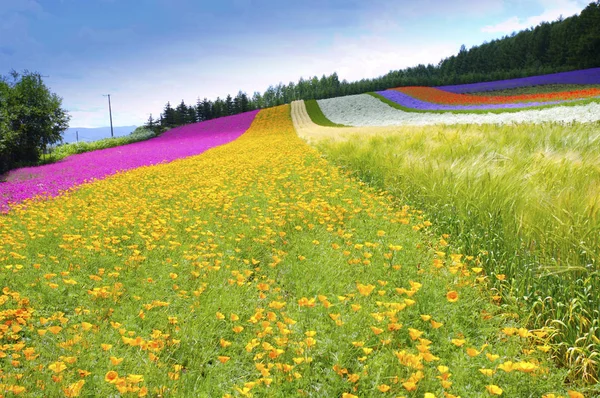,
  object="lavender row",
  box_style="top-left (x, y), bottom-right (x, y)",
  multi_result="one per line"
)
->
top-left (436, 68), bottom-right (600, 93)
top-left (375, 90), bottom-right (576, 111)
top-left (0, 110), bottom-right (260, 212)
